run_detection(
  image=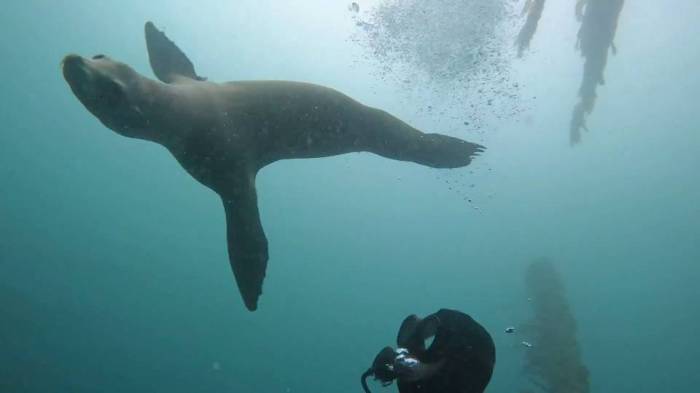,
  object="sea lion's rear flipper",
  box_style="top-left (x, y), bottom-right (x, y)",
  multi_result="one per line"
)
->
top-left (144, 21), bottom-right (206, 83)
top-left (360, 108), bottom-right (485, 169)
top-left (221, 182), bottom-right (268, 311)
top-left (412, 134), bottom-right (485, 169)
